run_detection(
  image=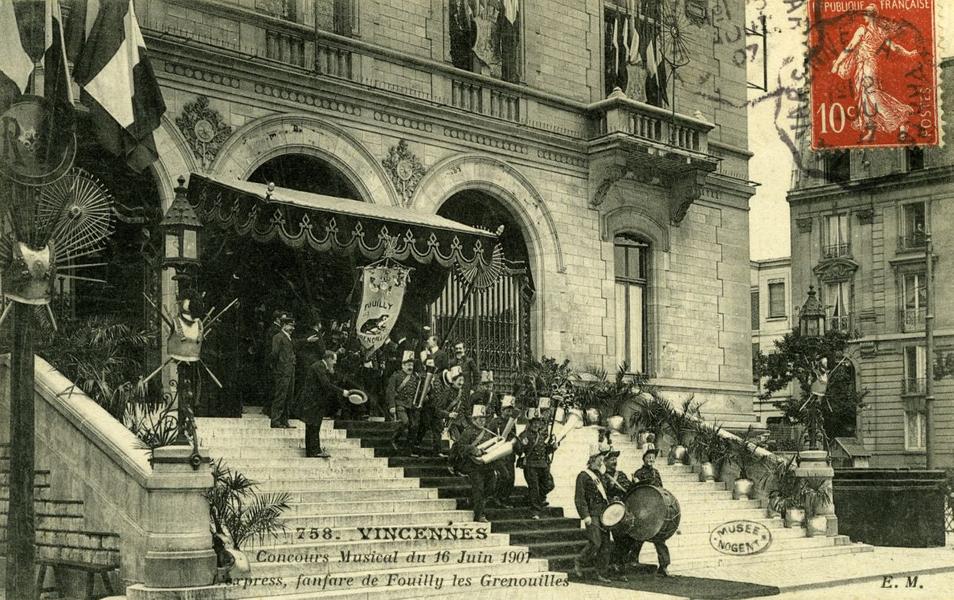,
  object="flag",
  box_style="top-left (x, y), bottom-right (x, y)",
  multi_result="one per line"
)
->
top-left (627, 0), bottom-right (640, 65)
top-left (0, 1), bottom-right (34, 109)
top-left (39, 0), bottom-right (75, 166)
top-left (611, 15), bottom-right (619, 77)
top-left (73, 0), bottom-right (165, 173)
